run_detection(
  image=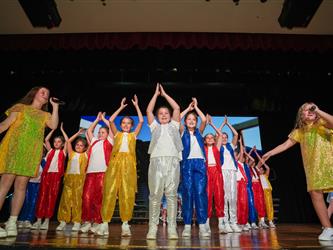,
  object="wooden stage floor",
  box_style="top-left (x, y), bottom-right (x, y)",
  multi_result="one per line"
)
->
top-left (0, 222), bottom-right (332, 249)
